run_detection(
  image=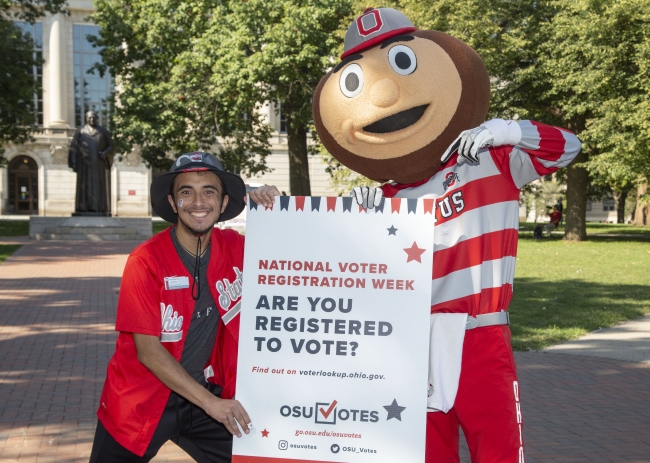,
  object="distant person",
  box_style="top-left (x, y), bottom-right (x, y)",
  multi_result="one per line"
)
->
top-left (545, 205), bottom-right (562, 236)
top-left (89, 152), bottom-right (251, 463)
top-left (555, 197), bottom-right (564, 224)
